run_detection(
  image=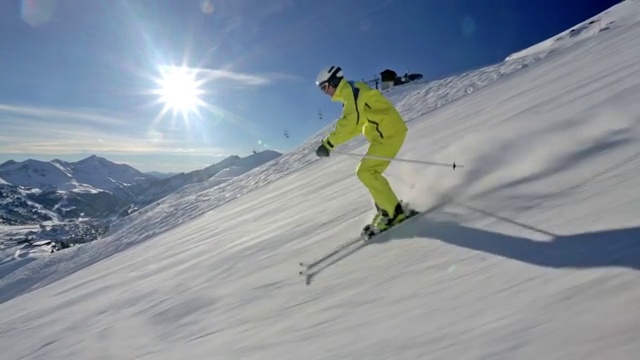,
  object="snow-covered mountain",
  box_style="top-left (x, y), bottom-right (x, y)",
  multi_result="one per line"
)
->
top-left (0, 155), bottom-right (154, 195)
top-left (1, 1), bottom-right (640, 359)
top-left (0, 159), bottom-right (74, 191)
top-left (65, 155), bottom-right (154, 197)
top-left (0, 151), bottom-right (282, 225)
top-left (0, 185), bottom-right (57, 224)
top-left (0, 155), bottom-right (154, 224)
top-left (145, 171), bottom-right (178, 179)
top-left (132, 150), bottom-right (282, 206)
top-left (209, 150), bottom-right (284, 184)
top-left (0, 181), bottom-right (131, 225)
